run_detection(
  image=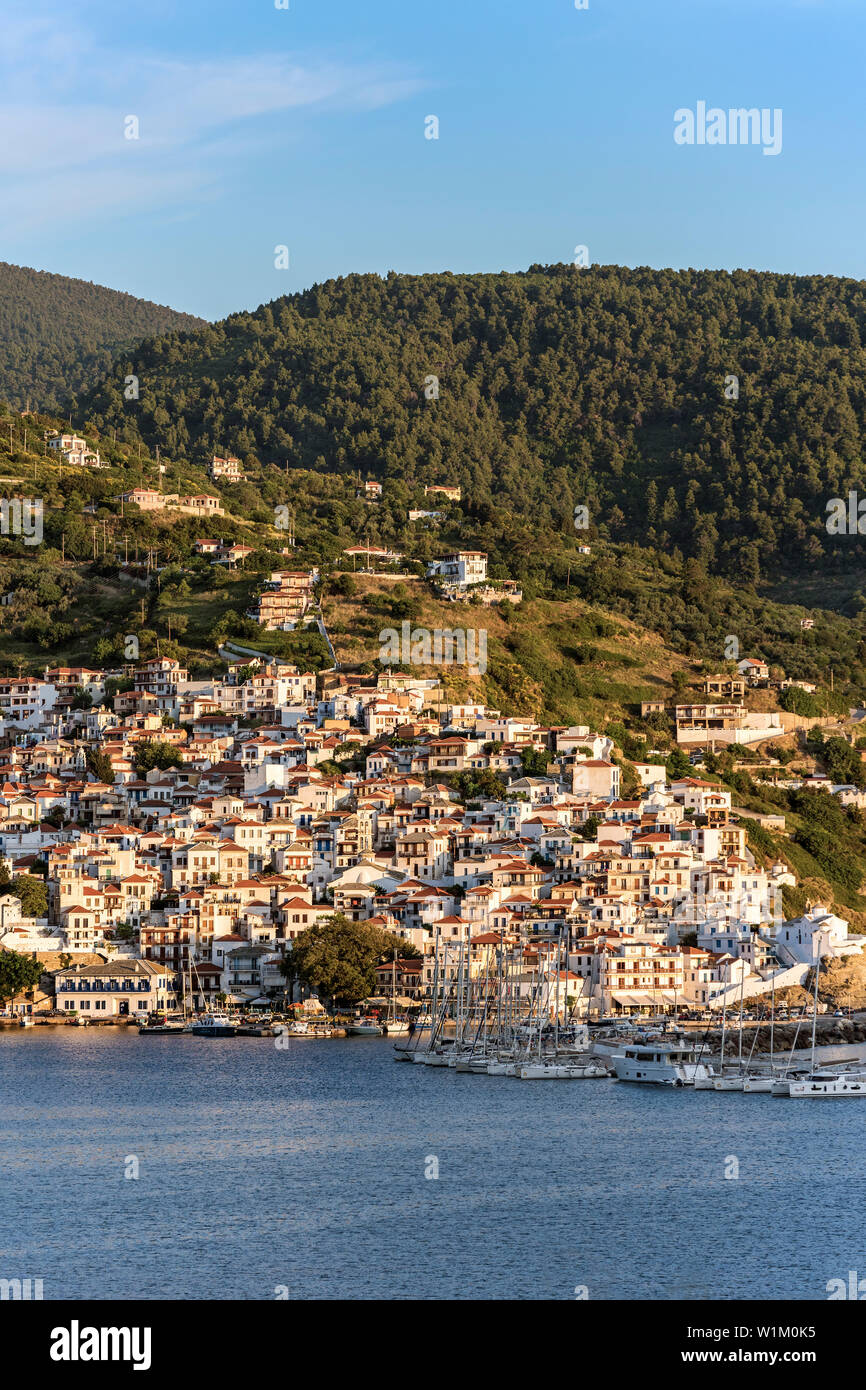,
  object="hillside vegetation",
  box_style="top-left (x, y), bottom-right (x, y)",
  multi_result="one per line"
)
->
top-left (79, 263), bottom-right (866, 589)
top-left (0, 262), bottom-right (205, 412)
